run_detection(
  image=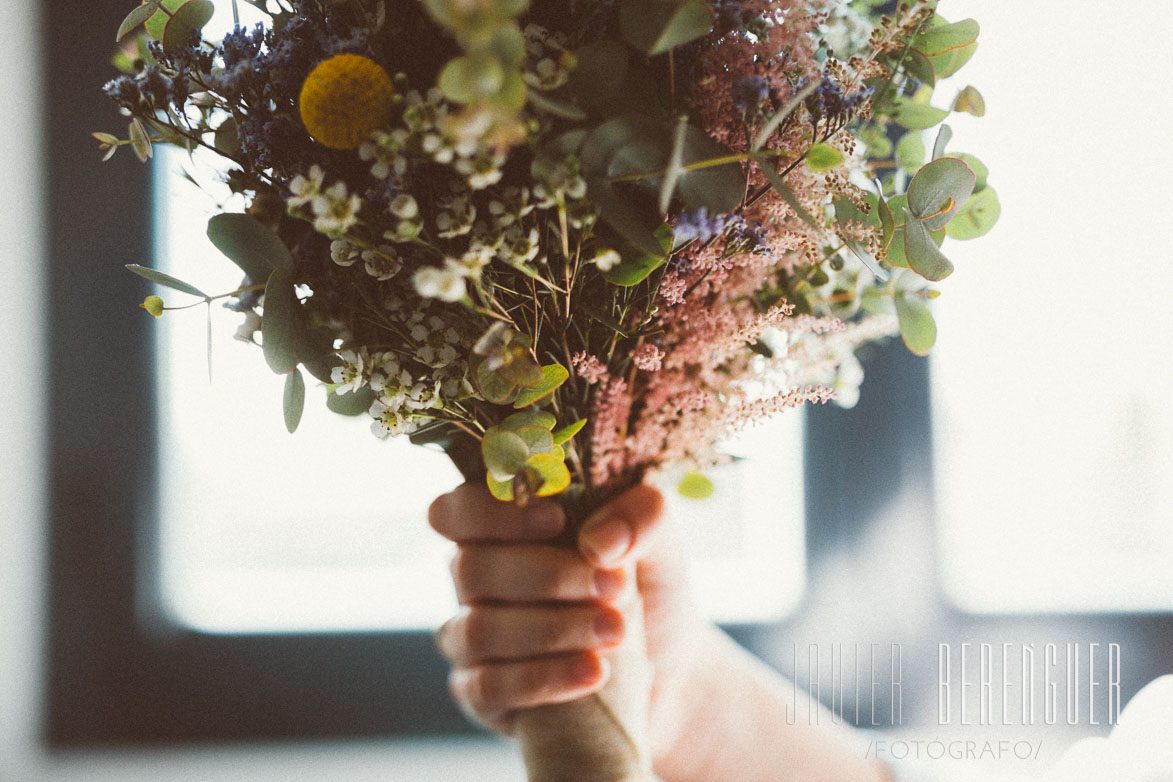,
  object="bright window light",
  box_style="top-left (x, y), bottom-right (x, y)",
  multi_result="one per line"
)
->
top-left (931, 0), bottom-right (1173, 613)
top-left (153, 2), bottom-right (804, 634)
